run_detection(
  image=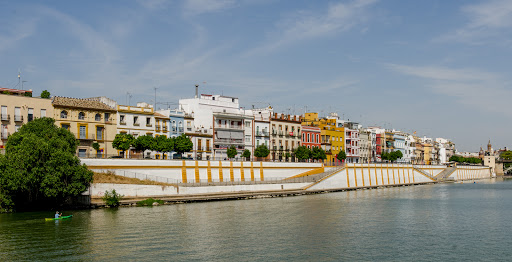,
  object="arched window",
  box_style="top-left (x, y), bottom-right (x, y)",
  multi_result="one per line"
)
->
top-left (78, 112), bottom-right (85, 120)
top-left (307, 134), bottom-right (310, 142)
top-left (60, 110), bottom-right (68, 119)
top-left (95, 113), bottom-right (101, 121)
